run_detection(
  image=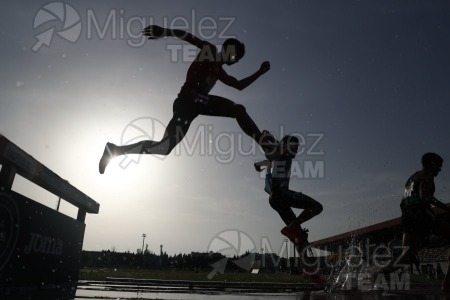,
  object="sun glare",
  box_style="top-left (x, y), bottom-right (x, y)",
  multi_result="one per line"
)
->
top-left (101, 155), bottom-right (146, 188)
